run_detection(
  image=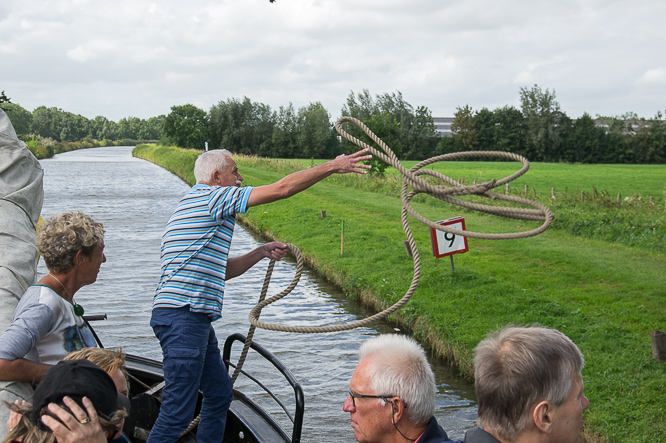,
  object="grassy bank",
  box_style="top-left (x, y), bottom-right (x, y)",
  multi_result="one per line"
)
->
top-left (24, 136), bottom-right (148, 159)
top-left (133, 145), bottom-right (666, 443)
